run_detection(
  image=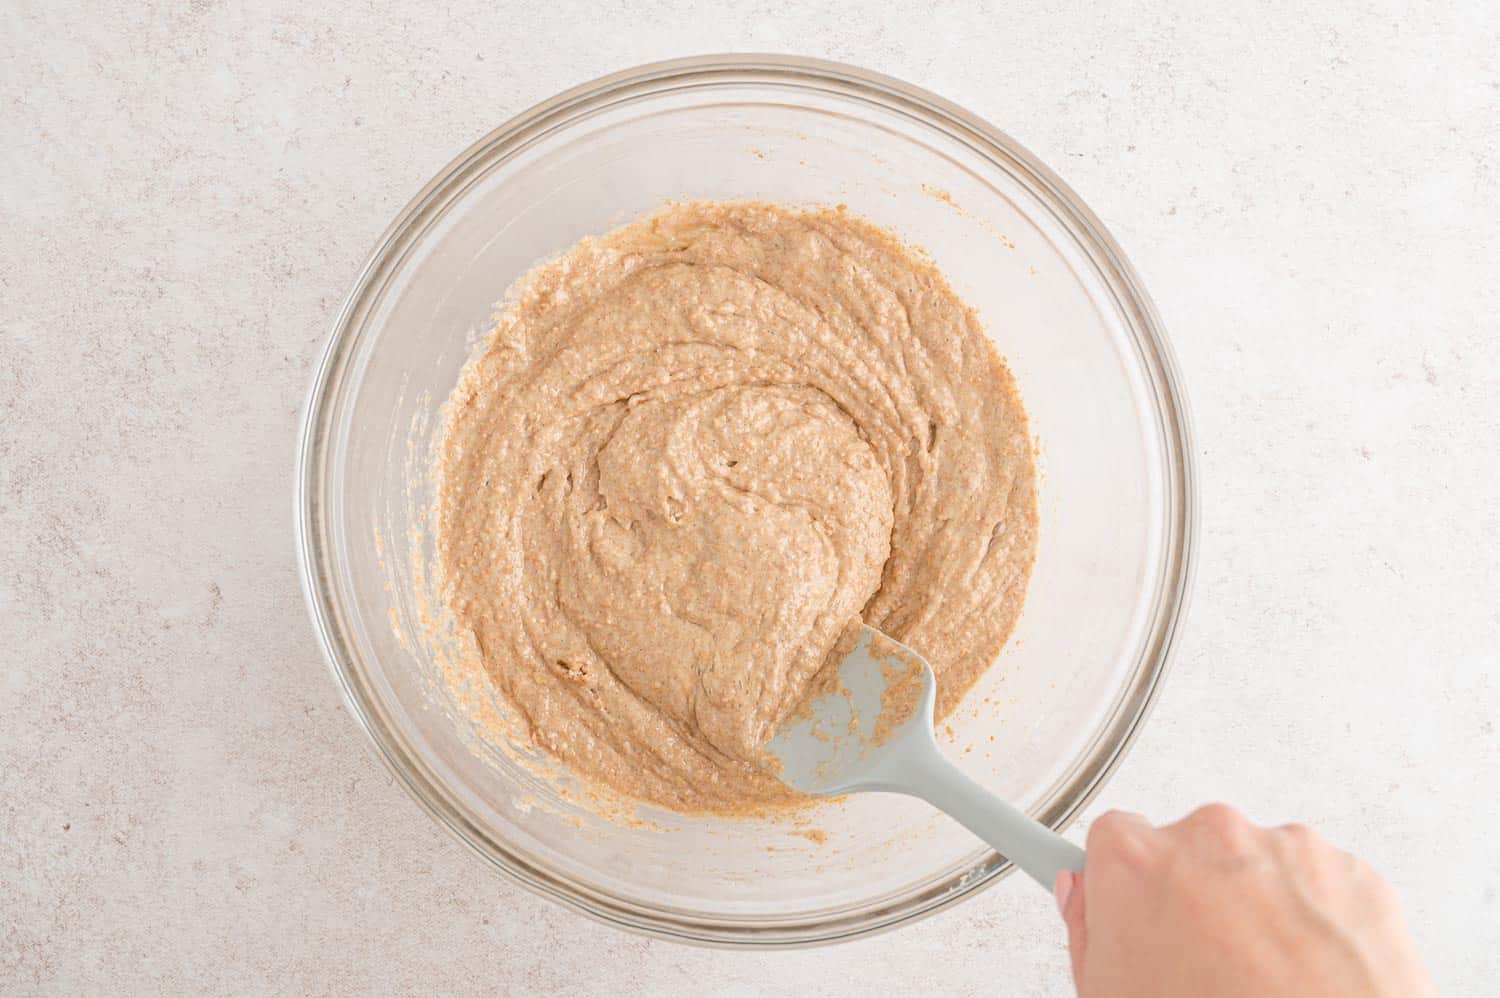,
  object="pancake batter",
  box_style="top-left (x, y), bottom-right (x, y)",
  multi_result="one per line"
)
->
top-left (435, 202), bottom-right (1037, 813)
